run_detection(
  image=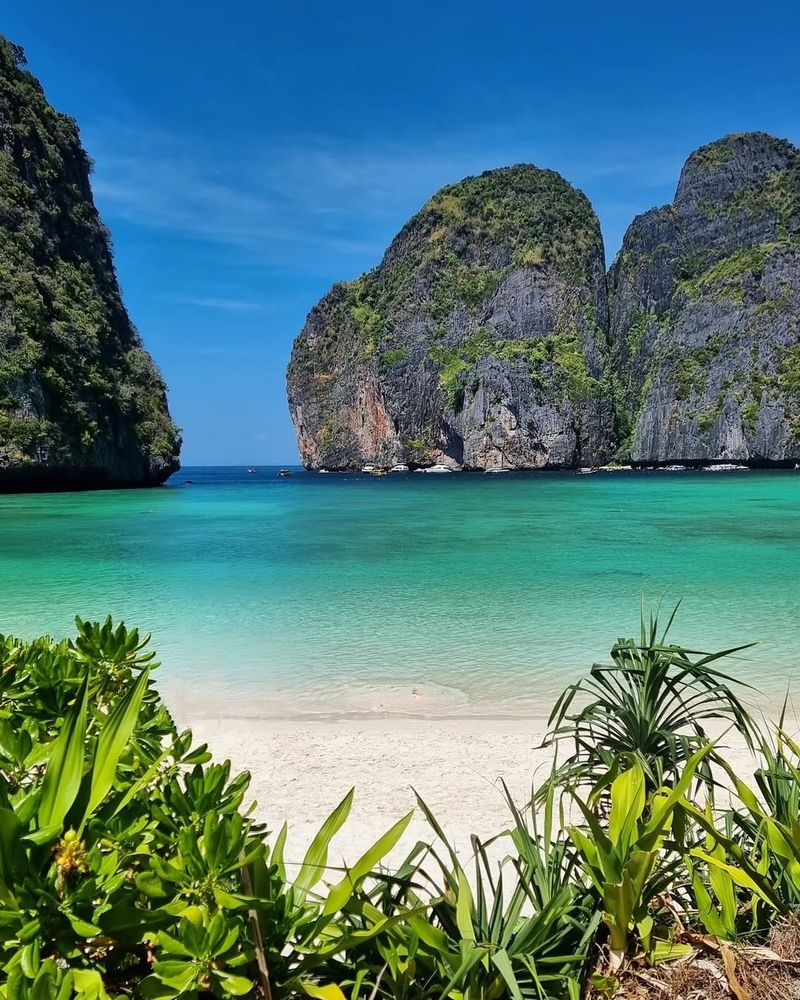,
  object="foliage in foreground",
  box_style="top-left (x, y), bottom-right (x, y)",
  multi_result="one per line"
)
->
top-left (1, 610), bottom-right (800, 999)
